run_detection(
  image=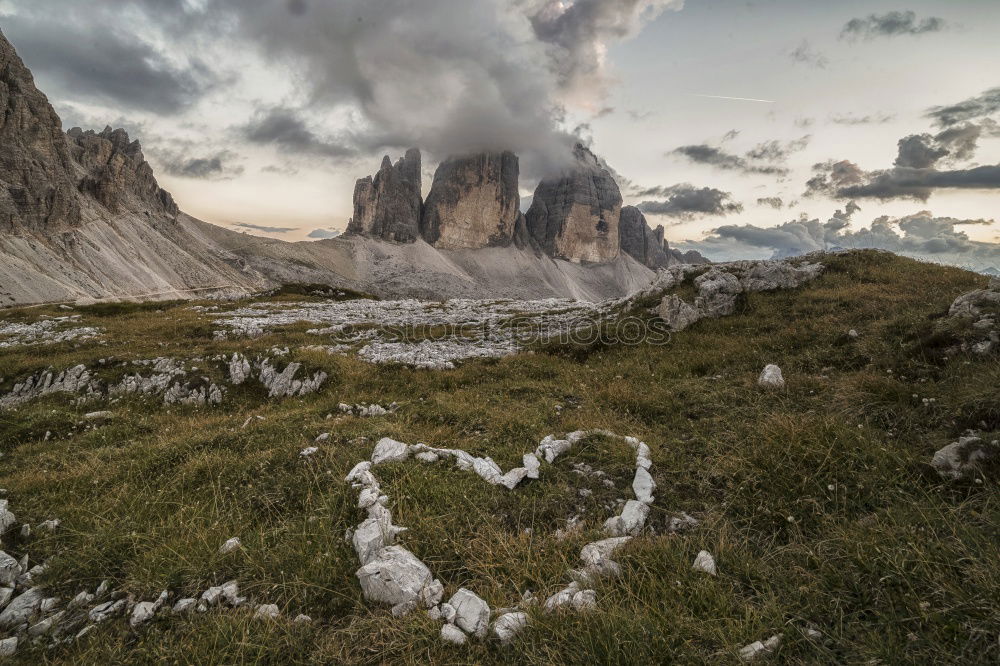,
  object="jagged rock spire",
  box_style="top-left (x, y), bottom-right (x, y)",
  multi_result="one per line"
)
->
top-left (348, 149), bottom-right (422, 242)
